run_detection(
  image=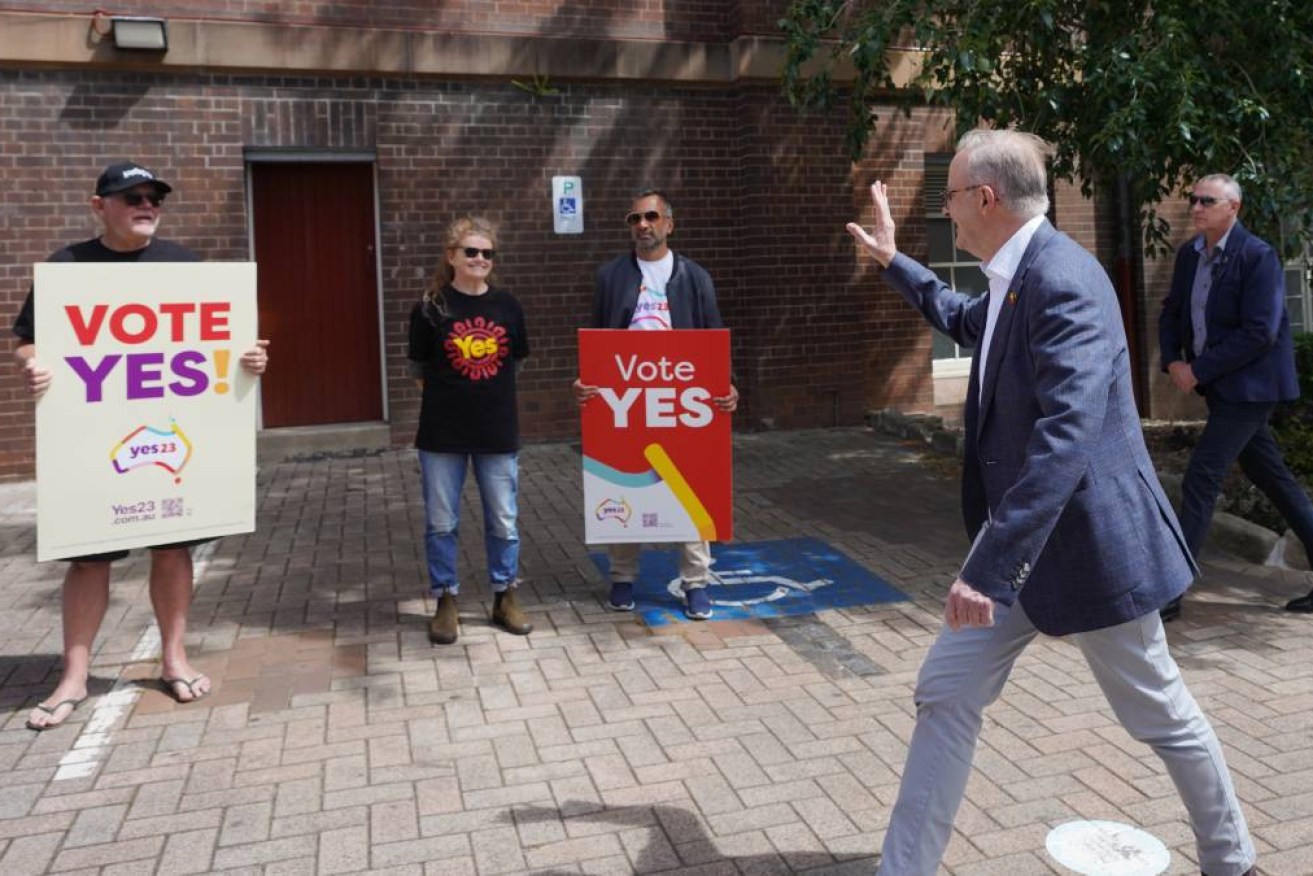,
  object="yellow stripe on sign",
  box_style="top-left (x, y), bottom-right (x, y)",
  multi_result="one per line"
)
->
top-left (644, 442), bottom-right (717, 541)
